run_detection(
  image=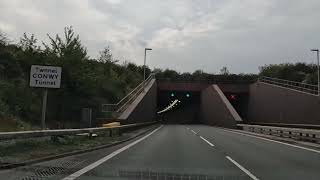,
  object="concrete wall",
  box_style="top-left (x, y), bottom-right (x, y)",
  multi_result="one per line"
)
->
top-left (118, 79), bottom-right (157, 124)
top-left (218, 84), bottom-right (249, 94)
top-left (199, 85), bottom-right (242, 128)
top-left (247, 82), bottom-right (320, 125)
